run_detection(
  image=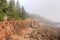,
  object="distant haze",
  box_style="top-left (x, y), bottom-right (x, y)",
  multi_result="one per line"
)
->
top-left (18, 0), bottom-right (60, 22)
